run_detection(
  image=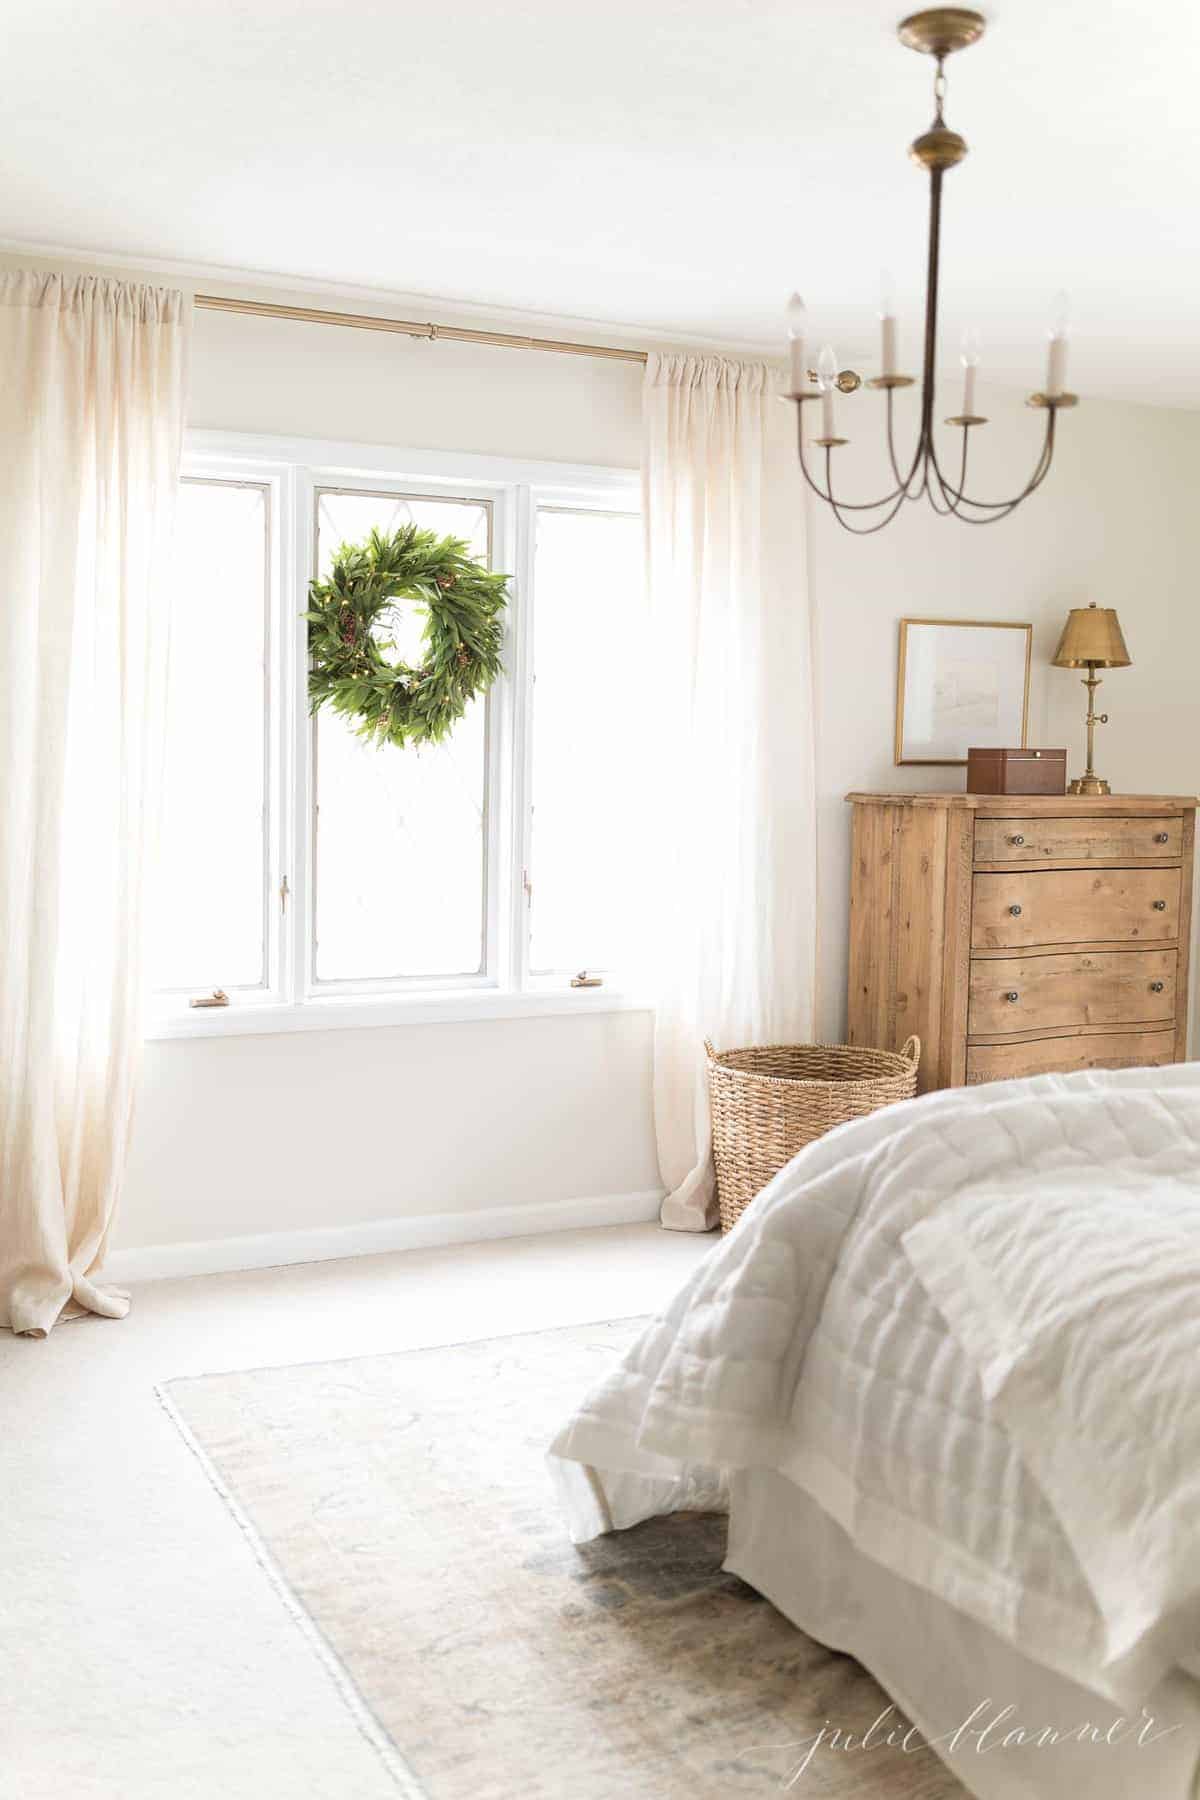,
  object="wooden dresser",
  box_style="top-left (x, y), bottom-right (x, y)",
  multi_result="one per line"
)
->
top-left (846, 793), bottom-right (1198, 1092)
